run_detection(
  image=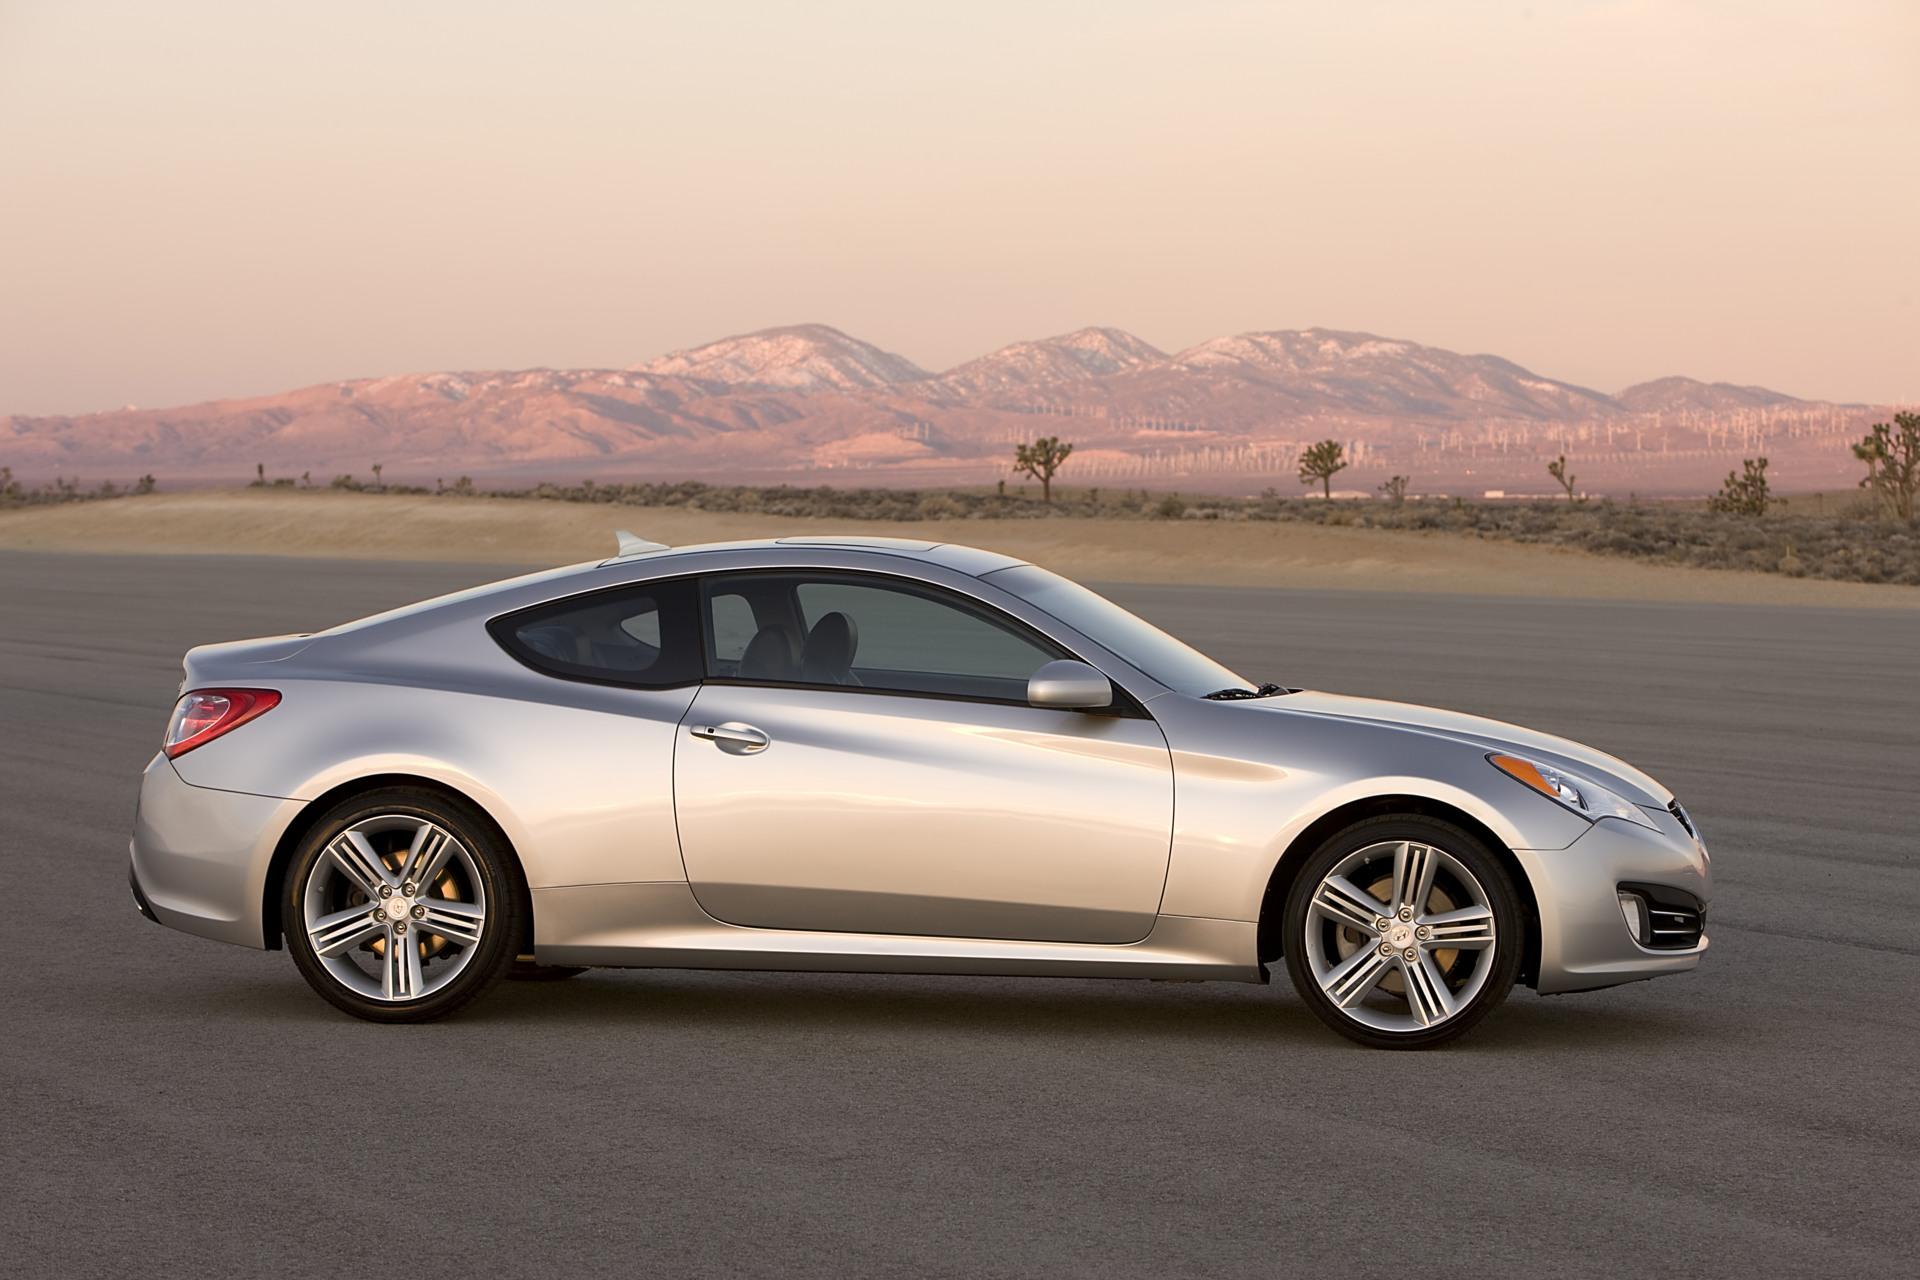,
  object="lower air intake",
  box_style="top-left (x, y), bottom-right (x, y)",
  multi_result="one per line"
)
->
top-left (1618, 881), bottom-right (1706, 950)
